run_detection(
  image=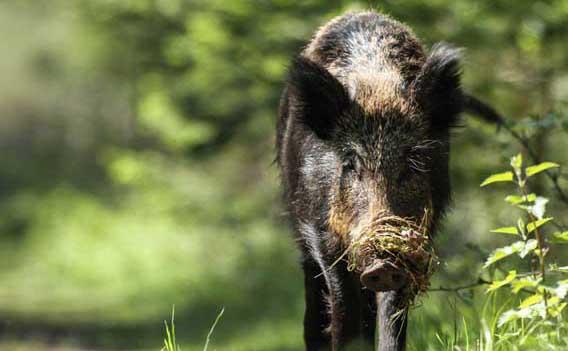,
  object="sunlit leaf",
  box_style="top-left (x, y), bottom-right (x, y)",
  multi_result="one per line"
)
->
top-left (519, 293), bottom-right (543, 308)
top-left (510, 153), bottom-right (523, 171)
top-left (483, 241), bottom-right (525, 268)
top-left (555, 280), bottom-right (568, 299)
top-left (519, 239), bottom-right (538, 258)
top-left (549, 303), bottom-right (567, 317)
top-left (480, 172), bottom-right (514, 187)
top-left (498, 310), bottom-right (518, 326)
top-left (511, 277), bottom-right (541, 294)
top-left (505, 193), bottom-right (536, 205)
top-left (525, 162), bottom-right (559, 177)
top-left (551, 231), bottom-right (568, 243)
top-left (490, 226), bottom-right (518, 235)
top-left (548, 296), bottom-right (561, 306)
top-left (498, 308), bottom-right (532, 327)
top-left (487, 270), bottom-right (517, 292)
top-left (526, 217), bottom-right (553, 234)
